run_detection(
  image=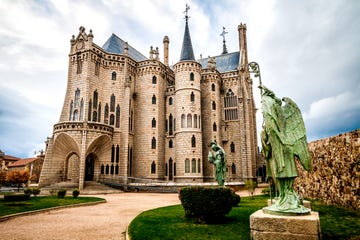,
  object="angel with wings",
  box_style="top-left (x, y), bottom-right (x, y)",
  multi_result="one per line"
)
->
top-left (260, 84), bottom-right (311, 214)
